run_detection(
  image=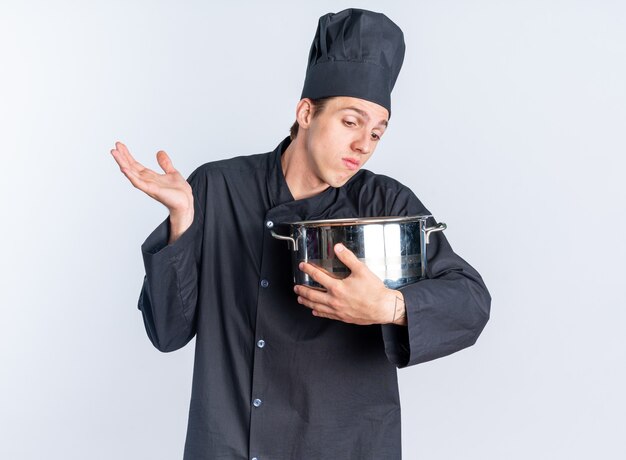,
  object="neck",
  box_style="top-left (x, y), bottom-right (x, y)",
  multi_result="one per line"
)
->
top-left (281, 137), bottom-right (330, 200)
